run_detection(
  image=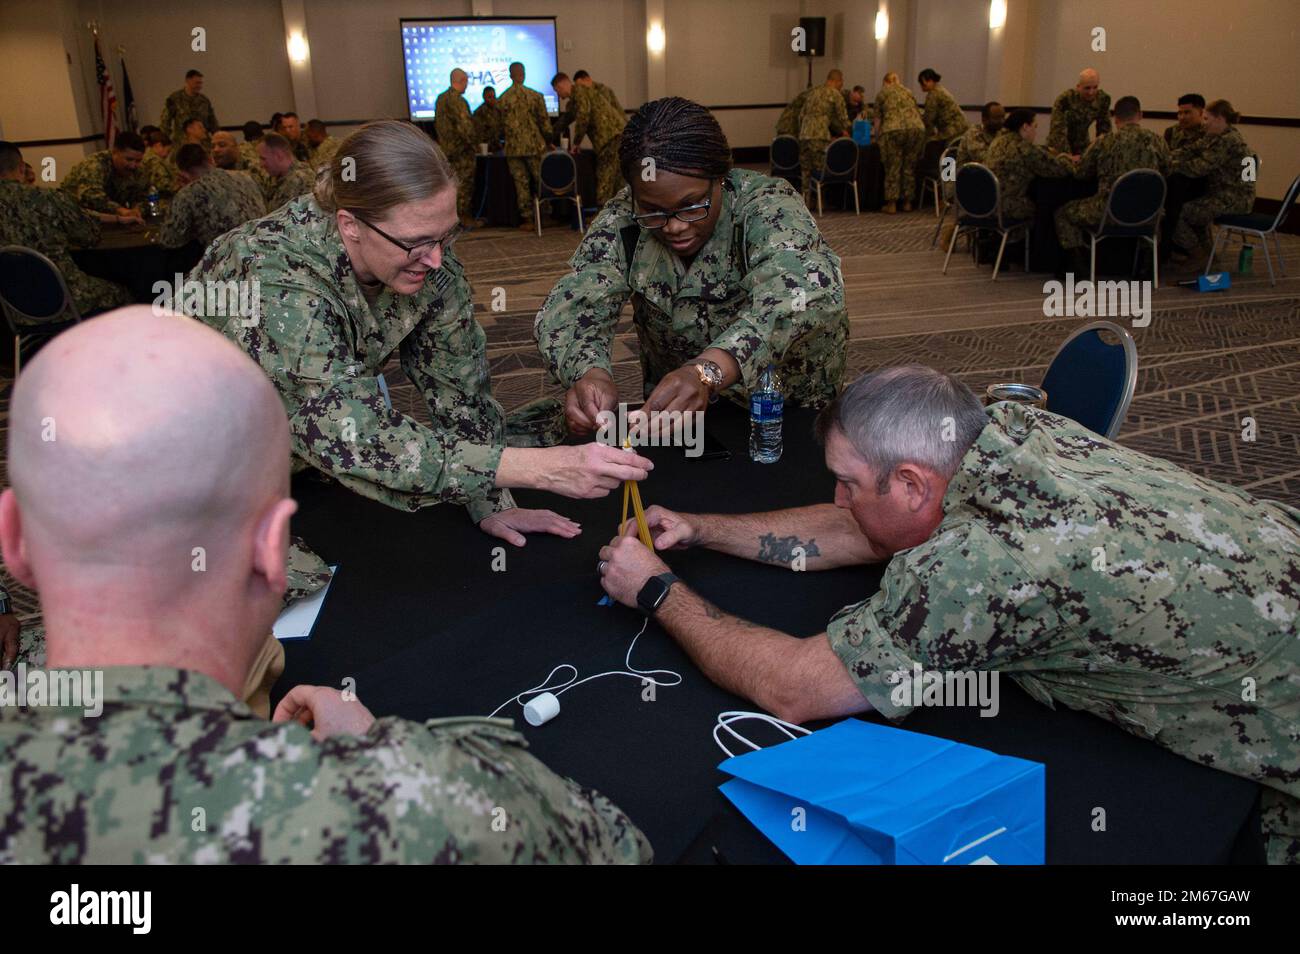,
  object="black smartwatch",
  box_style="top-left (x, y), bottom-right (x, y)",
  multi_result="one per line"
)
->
top-left (636, 573), bottom-right (679, 616)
